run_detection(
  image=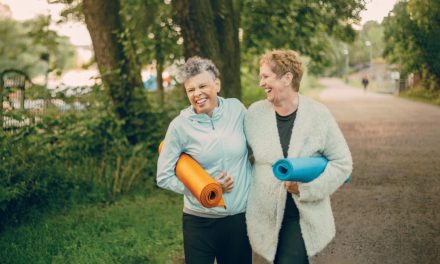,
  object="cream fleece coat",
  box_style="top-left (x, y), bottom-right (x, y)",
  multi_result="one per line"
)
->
top-left (245, 95), bottom-right (353, 262)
